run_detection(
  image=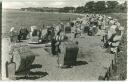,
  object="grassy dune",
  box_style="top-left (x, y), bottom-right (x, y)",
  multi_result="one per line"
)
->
top-left (106, 13), bottom-right (127, 80)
